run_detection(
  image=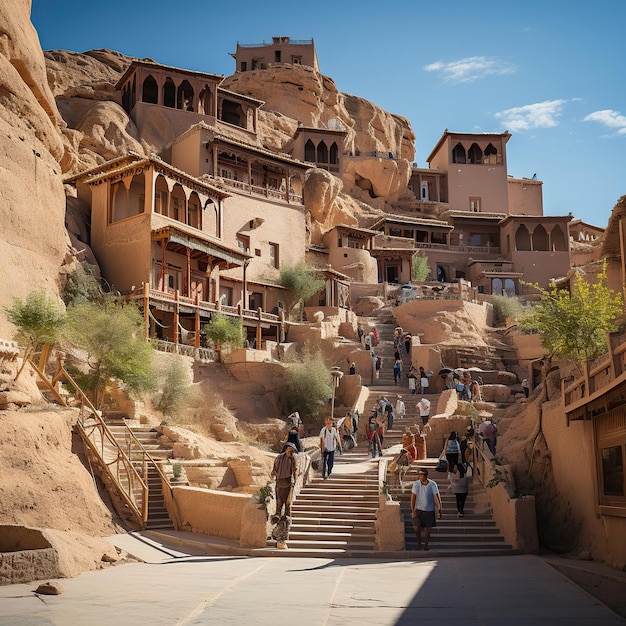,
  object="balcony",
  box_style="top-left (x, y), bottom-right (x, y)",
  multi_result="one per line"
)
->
top-left (562, 333), bottom-right (626, 423)
top-left (204, 175), bottom-right (303, 205)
